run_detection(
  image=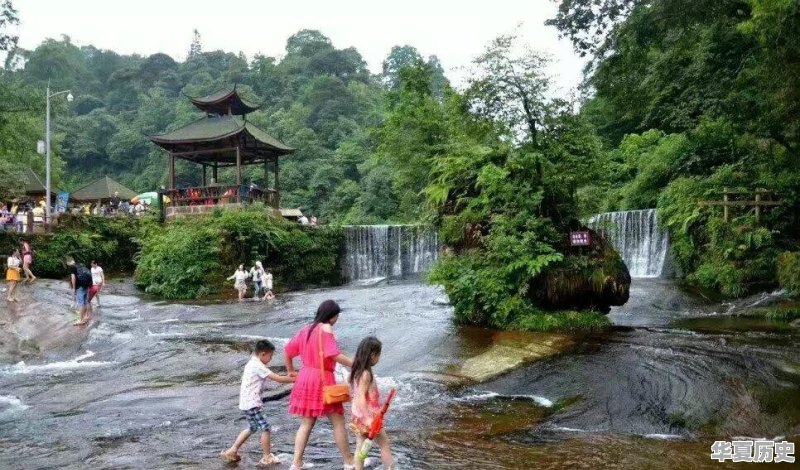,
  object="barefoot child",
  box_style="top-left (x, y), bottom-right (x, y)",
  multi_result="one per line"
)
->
top-left (221, 340), bottom-right (296, 465)
top-left (261, 269), bottom-right (274, 301)
top-left (349, 336), bottom-right (394, 470)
